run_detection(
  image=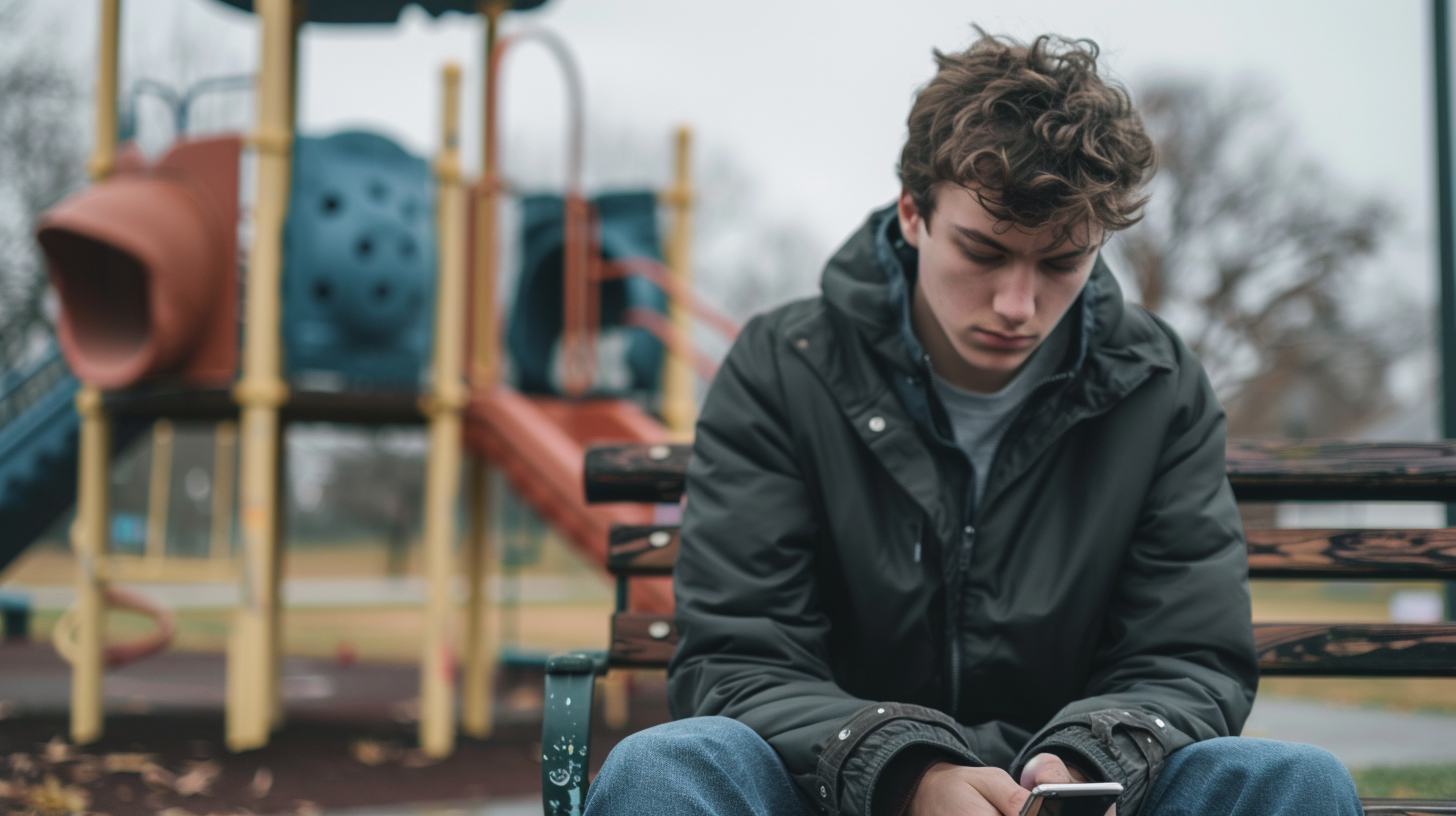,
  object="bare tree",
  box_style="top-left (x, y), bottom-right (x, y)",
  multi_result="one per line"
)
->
top-left (0, 0), bottom-right (85, 371)
top-left (1111, 77), bottom-right (1411, 438)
